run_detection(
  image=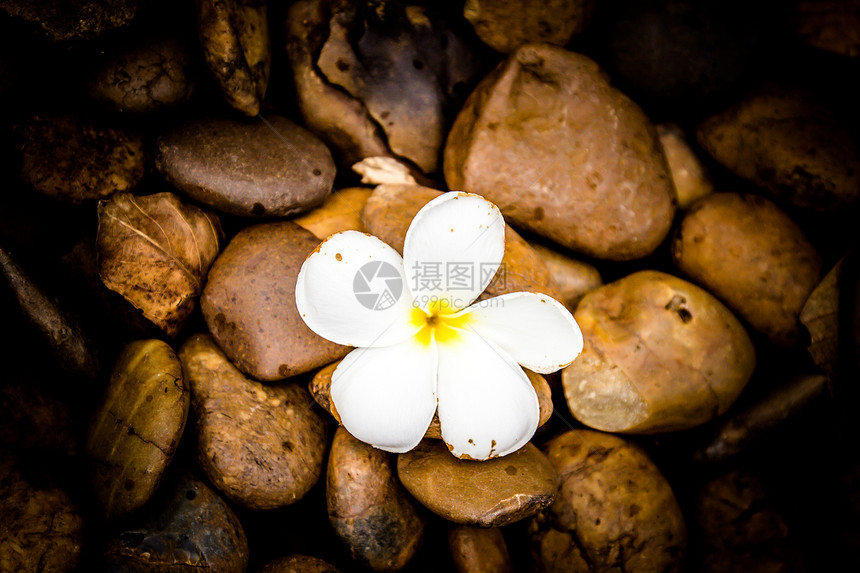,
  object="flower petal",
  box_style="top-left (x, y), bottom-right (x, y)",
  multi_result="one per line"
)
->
top-left (296, 231), bottom-right (419, 347)
top-left (460, 292), bottom-right (583, 374)
top-left (436, 330), bottom-right (539, 459)
top-left (331, 338), bottom-right (437, 453)
top-left (403, 192), bottom-right (505, 313)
